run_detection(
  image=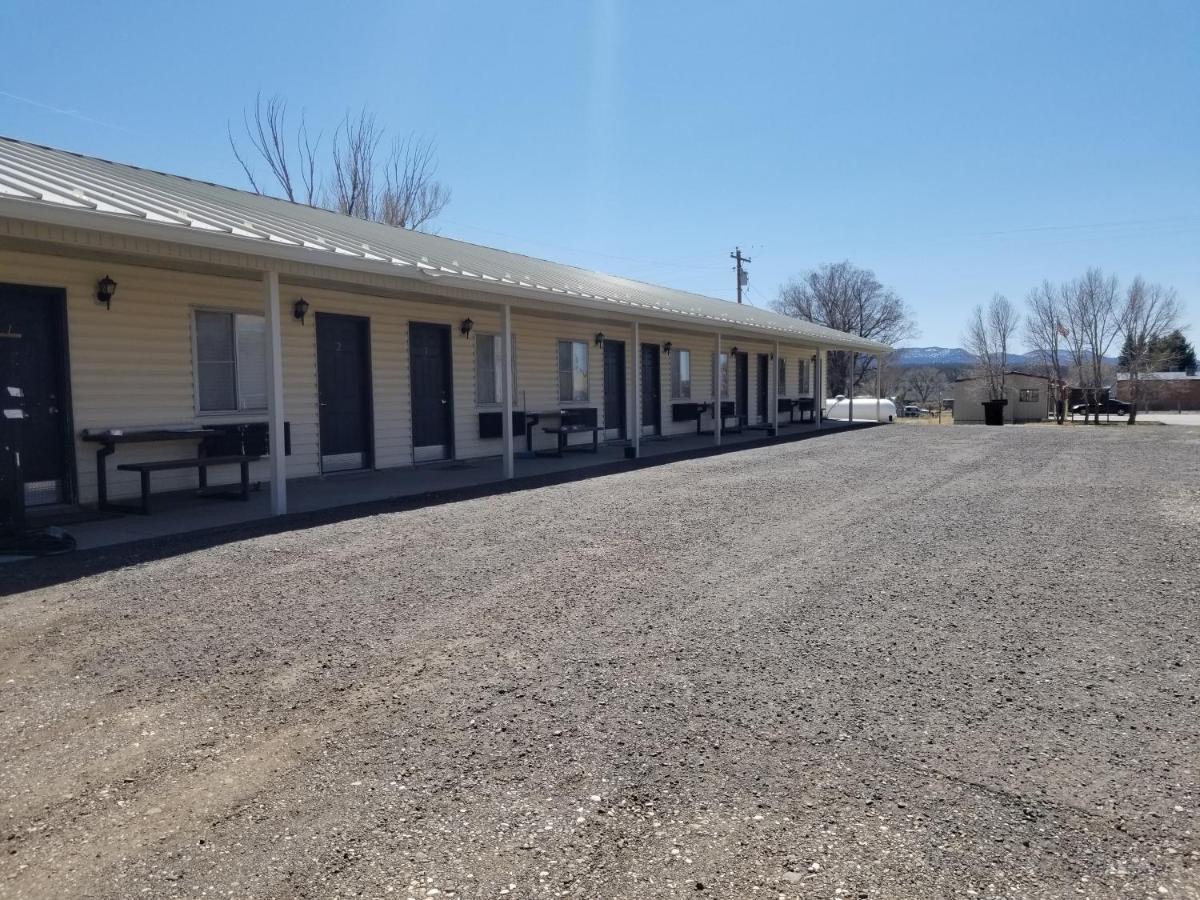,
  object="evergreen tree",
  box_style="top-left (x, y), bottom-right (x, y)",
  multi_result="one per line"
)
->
top-left (1149, 330), bottom-right (1197, 371)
